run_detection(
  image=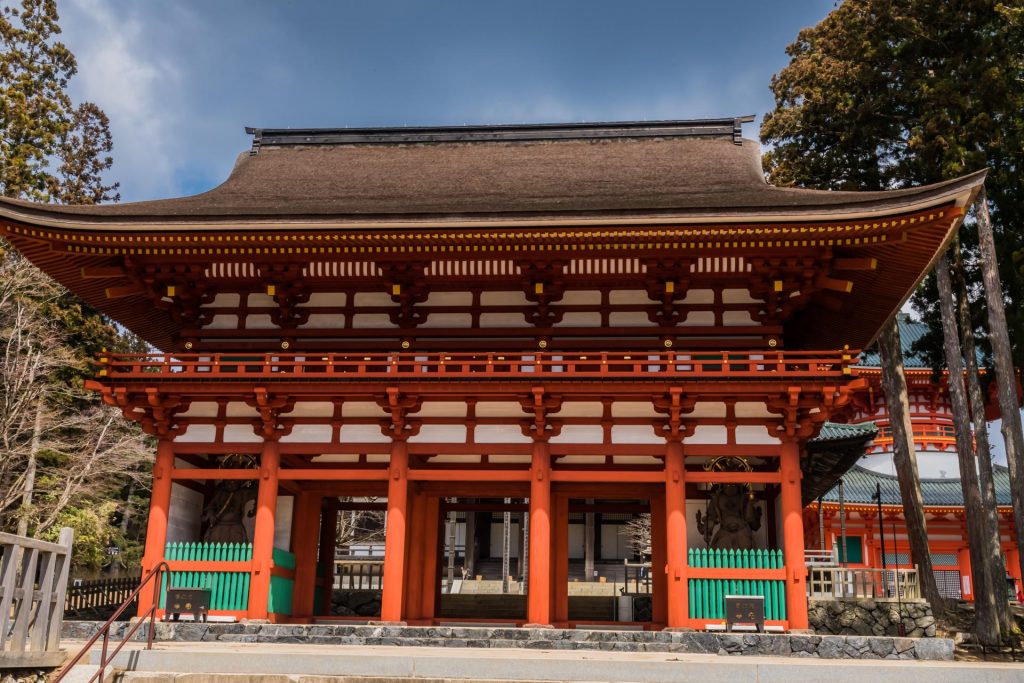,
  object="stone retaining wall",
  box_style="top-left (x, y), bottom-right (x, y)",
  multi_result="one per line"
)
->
top-left (62, 621), bottom-right (953, 660)
top-left (809, 599), bottom-right (936, 637)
